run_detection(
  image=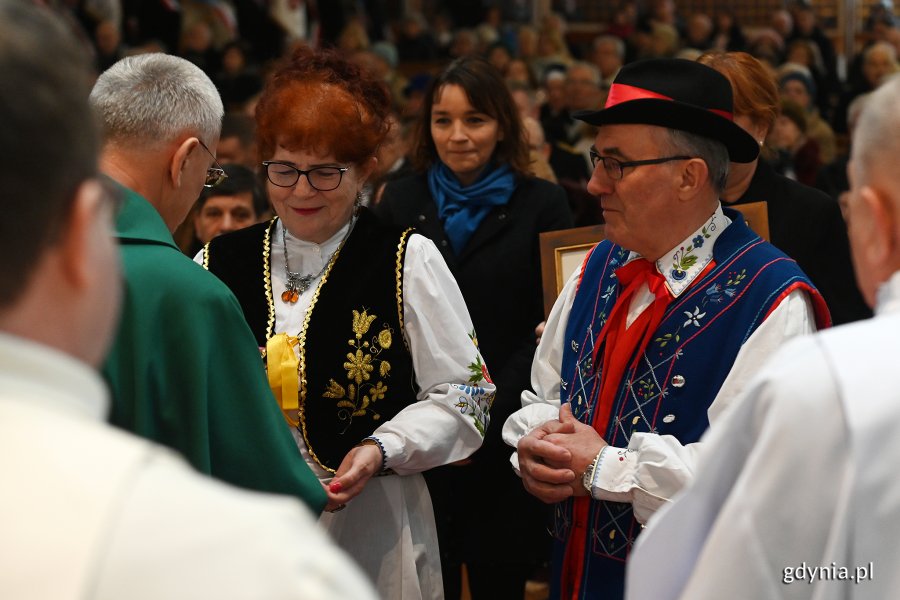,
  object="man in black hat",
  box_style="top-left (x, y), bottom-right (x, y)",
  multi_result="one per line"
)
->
top-left (502, 58), bottom-right (831, 599)
top-left (627, 68), bottom-right (900, 600)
